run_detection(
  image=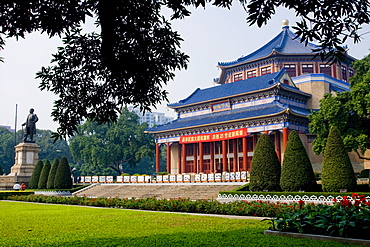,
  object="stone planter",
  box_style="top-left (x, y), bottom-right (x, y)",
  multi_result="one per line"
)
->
top-left (264, 230), bottom-right (370, 246)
